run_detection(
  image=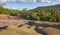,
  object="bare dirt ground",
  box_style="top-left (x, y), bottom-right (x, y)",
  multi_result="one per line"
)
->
top-left (0, 14), bottom-right (26, 26)
top-left (0, 14), bottom-right (60, 35)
